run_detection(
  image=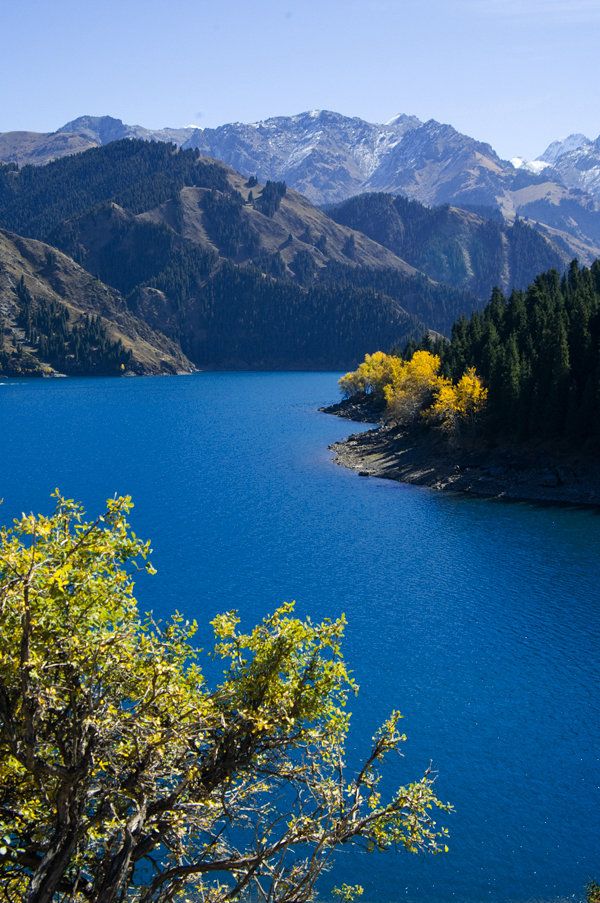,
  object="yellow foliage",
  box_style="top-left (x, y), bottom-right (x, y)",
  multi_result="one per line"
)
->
top-left (0, 493), bottom-right (450, 899)
top-left (427, 367), bottom-right (488, 429)
top-left (587, 882), bottom-right (600, 903)
top-left (383, 351), bottom-right (442, 423)
top-left (339, 351), bottom-right (403, 399)
top-left (340, 350), bottom-right (487, 430)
